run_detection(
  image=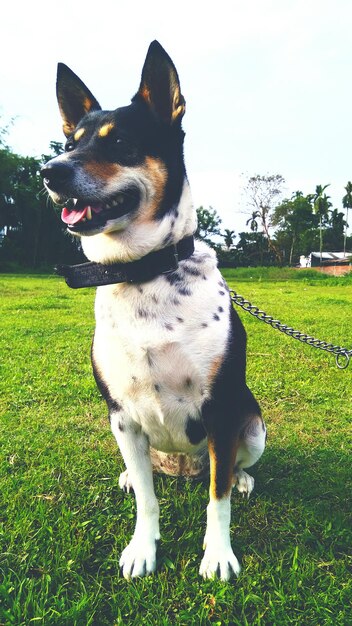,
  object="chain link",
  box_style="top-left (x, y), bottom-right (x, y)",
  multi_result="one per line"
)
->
top-left (230, 290), bottom-right (352, 369)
